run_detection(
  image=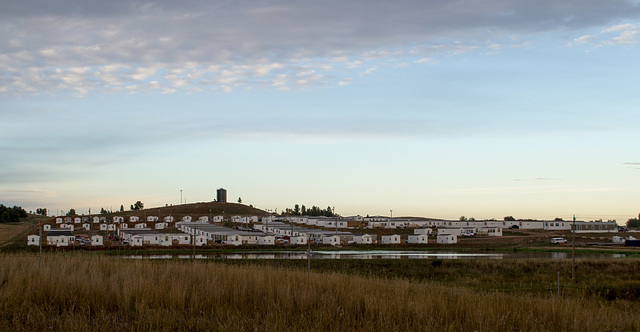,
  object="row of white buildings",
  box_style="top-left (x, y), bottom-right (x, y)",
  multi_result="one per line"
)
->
top-left (55, 215), bottom-right (225, 224)
top-left (28, 230), bottom-right (104, 247)
top-left (55, 214), bottom-right (618, 234)
top-left (357, 217), bottom-right (618, 233)
top-left (27, 226), bottom-right (457, 247)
